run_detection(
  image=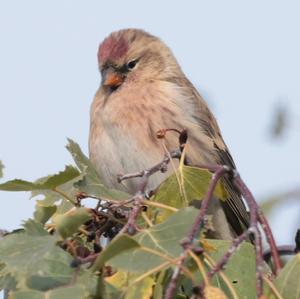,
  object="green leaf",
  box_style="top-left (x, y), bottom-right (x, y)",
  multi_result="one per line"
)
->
top-left (0, 272), bottom-right (17, 290)
top-left (7, 267), bottom-right (100, 297)
top-left (109, 207), bottom-right (199, 273)
top-left (0, 179), bottom-right (35, 191)
top-left (31, 175), bottom-right (80, 204)
top-left (0, 220), bottom-right (73, 289)
top-left (92, 235), bottom-right (140, 271)
top-left (66, 139), bottom-right (99, 178)
top-left (34, 201), bottom-right (57, 225)
top-left (104, 283), bottom-right (124, 299)
top-left (46, 285), bottom-right (86, 298)
top-left (0, 160), bottom-right (4, 178)
top-left (66, 138), bottom-right (130, 200)
top-left (266, 253), bottom-right (300, 299)
top-left (75, 270), bottom-right (100, 298)
top-left (9, 290), bottom-right (44, 299)
top-left (30, 176), bottom-right (81, 230)
top-left (124, 276), bottom-right (154, 299)
top-left (204, 239), bottom-right (256, 299)
top-left (54, 207), bottom-right (91, 239)
top-left (0, 165), bottom-right (80, 191)
top-left (154, 165), bottom-right (227, 220)
top-left (10, 285), bottom-right (86, 299)
top-left (105, 207), bottom-right (256, 299)
top-left (107, 272), bottom-right (154, 299)
top-left (22, 219), bottom-right (49, 236)
top-left (40, 166), bottom-right (80, 189)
